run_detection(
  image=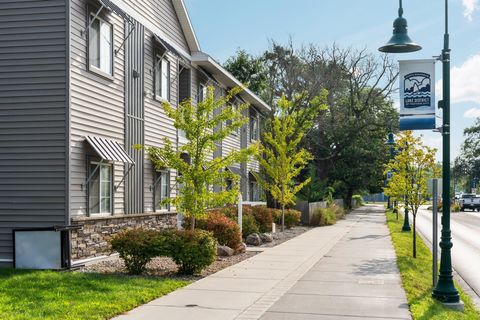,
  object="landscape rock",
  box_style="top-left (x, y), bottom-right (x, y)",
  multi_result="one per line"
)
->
top-left (217, 245), bottom-right (234, 257)
top-left (246, 233), bottom-right (262, 246)
top-left (260, 233), bottom-right (273, 243)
